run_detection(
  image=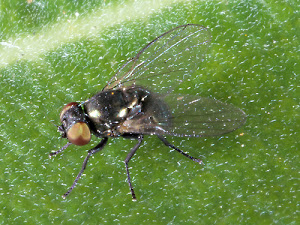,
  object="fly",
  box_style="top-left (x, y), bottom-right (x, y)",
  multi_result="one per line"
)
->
top-left (50, 24), bottom-right (247, 200)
